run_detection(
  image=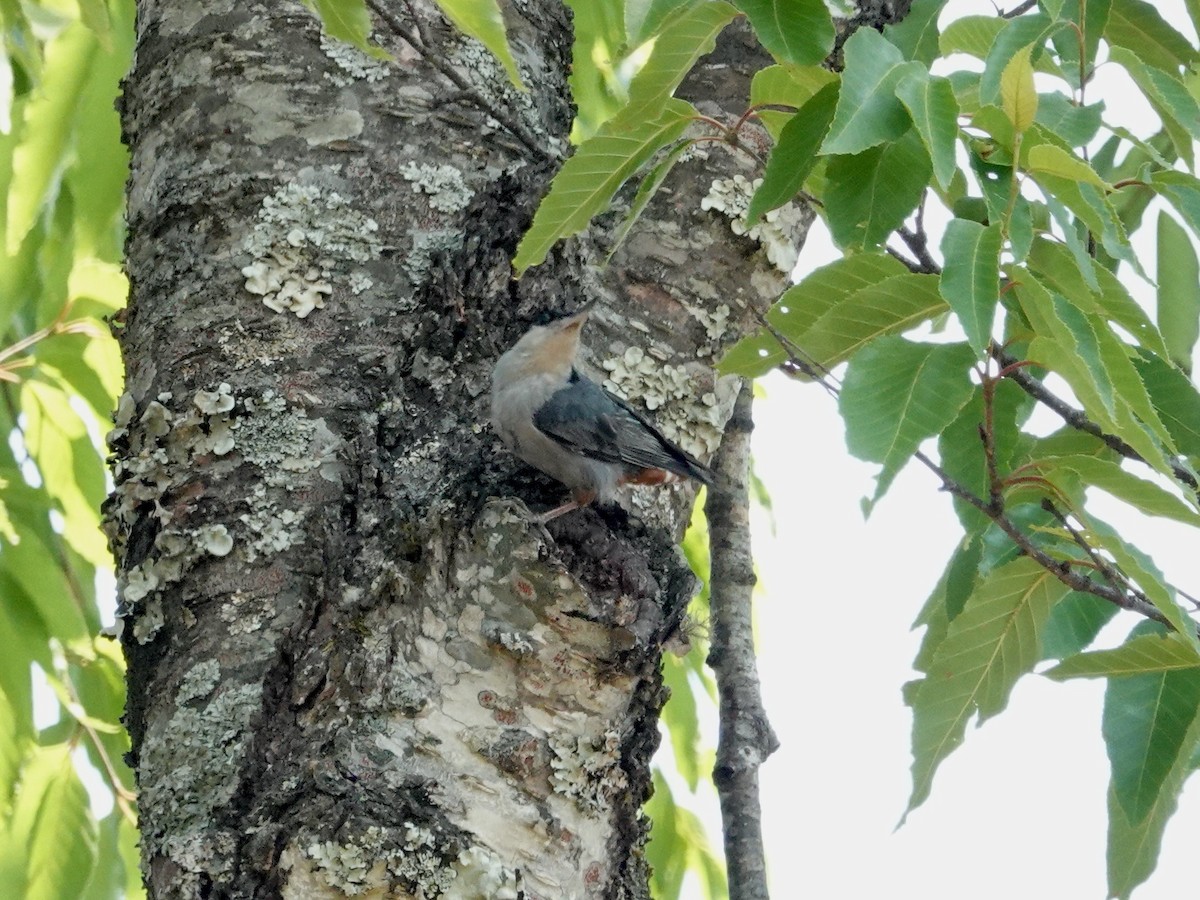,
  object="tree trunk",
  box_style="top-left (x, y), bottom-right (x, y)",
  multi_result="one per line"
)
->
top-left (108, 2), bottom-right (798, 897)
